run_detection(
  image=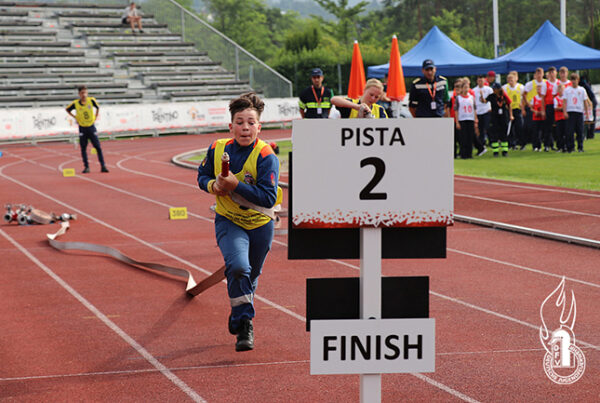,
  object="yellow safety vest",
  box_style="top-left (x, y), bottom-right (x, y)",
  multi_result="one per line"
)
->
top-left (213, 138), bottom-right (282, 230)
top-left (525, 80), bottom-right (545, 104)
top-left (69, 97), bottom-right (97, 127)
top-left (505, 84), bottom-right (523, 110)
top-left (347, 98), bottom-right (387, 118)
